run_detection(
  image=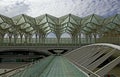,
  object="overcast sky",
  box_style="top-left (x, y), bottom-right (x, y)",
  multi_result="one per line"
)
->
top-left (0, 0), bottom-right (120, 37)
top-left (0, 0), bottom-right (120, 17)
